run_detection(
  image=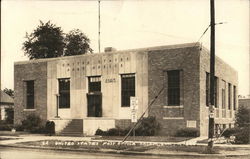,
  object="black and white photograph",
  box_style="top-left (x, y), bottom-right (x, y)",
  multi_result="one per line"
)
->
top-left (0, 0), bottom-right (249, 158)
